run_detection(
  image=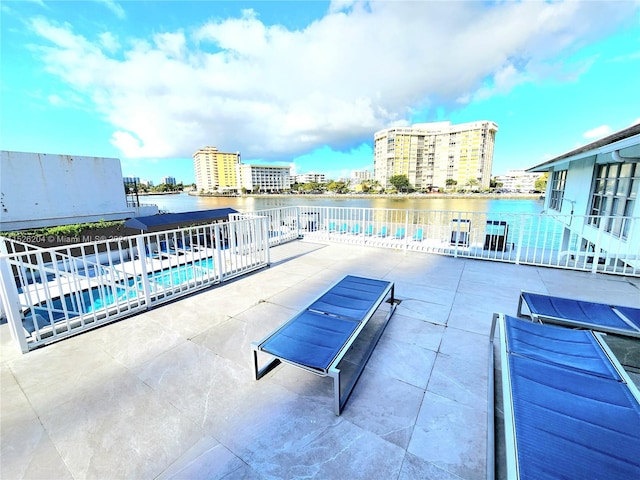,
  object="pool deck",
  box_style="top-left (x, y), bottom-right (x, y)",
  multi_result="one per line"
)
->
top-left (2, 240), bottom-right (639, 479)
